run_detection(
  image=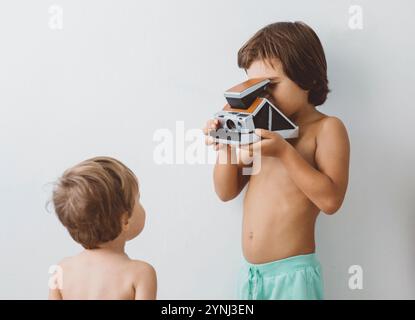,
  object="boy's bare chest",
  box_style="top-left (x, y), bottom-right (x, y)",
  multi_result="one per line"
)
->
top-left (288, 119), bottom-right (323, 168)
top-left (250, 117), bottom-right (325, 189)
top-left (256, 120), bottom-right (322, 178)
